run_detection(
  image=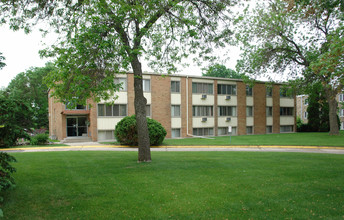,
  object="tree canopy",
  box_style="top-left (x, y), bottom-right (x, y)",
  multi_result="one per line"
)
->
top-left (4, 63), bottom-right (55, 129)
top-left (0, 52), bottom-right (5, 70)
top-left (202, 63), bottom-right (243, 79)
top-left (235, 0), bottom-right (344, 135)
top-left (0, 0), bottom-right (237, 161)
